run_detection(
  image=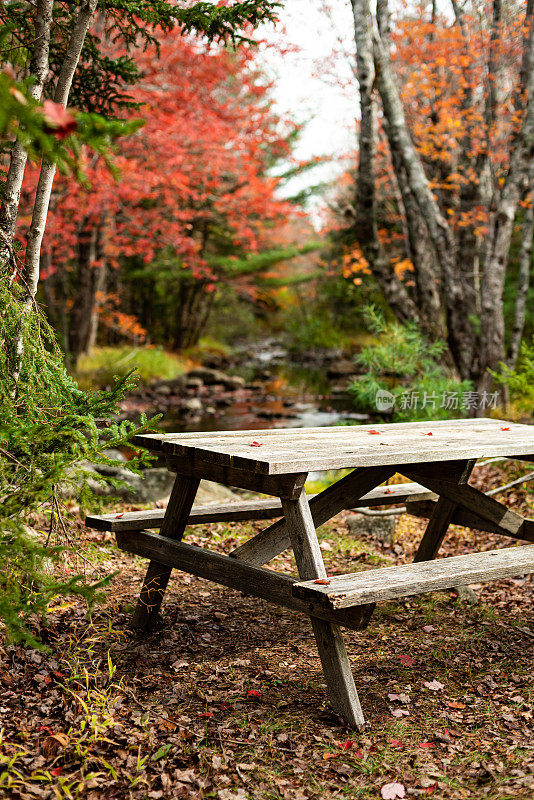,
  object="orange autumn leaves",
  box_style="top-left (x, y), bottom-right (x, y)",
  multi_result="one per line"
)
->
top-left (333, 0), bottom-right (529, 284)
